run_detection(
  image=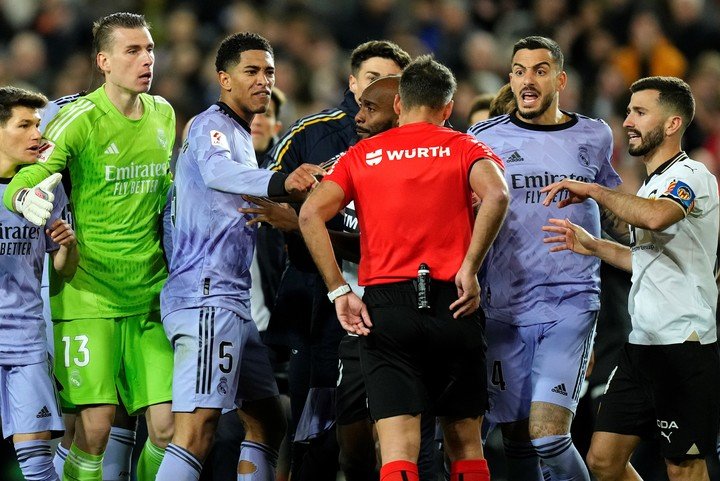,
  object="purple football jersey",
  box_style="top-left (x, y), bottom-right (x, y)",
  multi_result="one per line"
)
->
top-left (469, 113), bottom-right (620, 325)
top-left (0, 180), bottom-right (69, 364)
top-left (161, 103), bottom-right (277, 318)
